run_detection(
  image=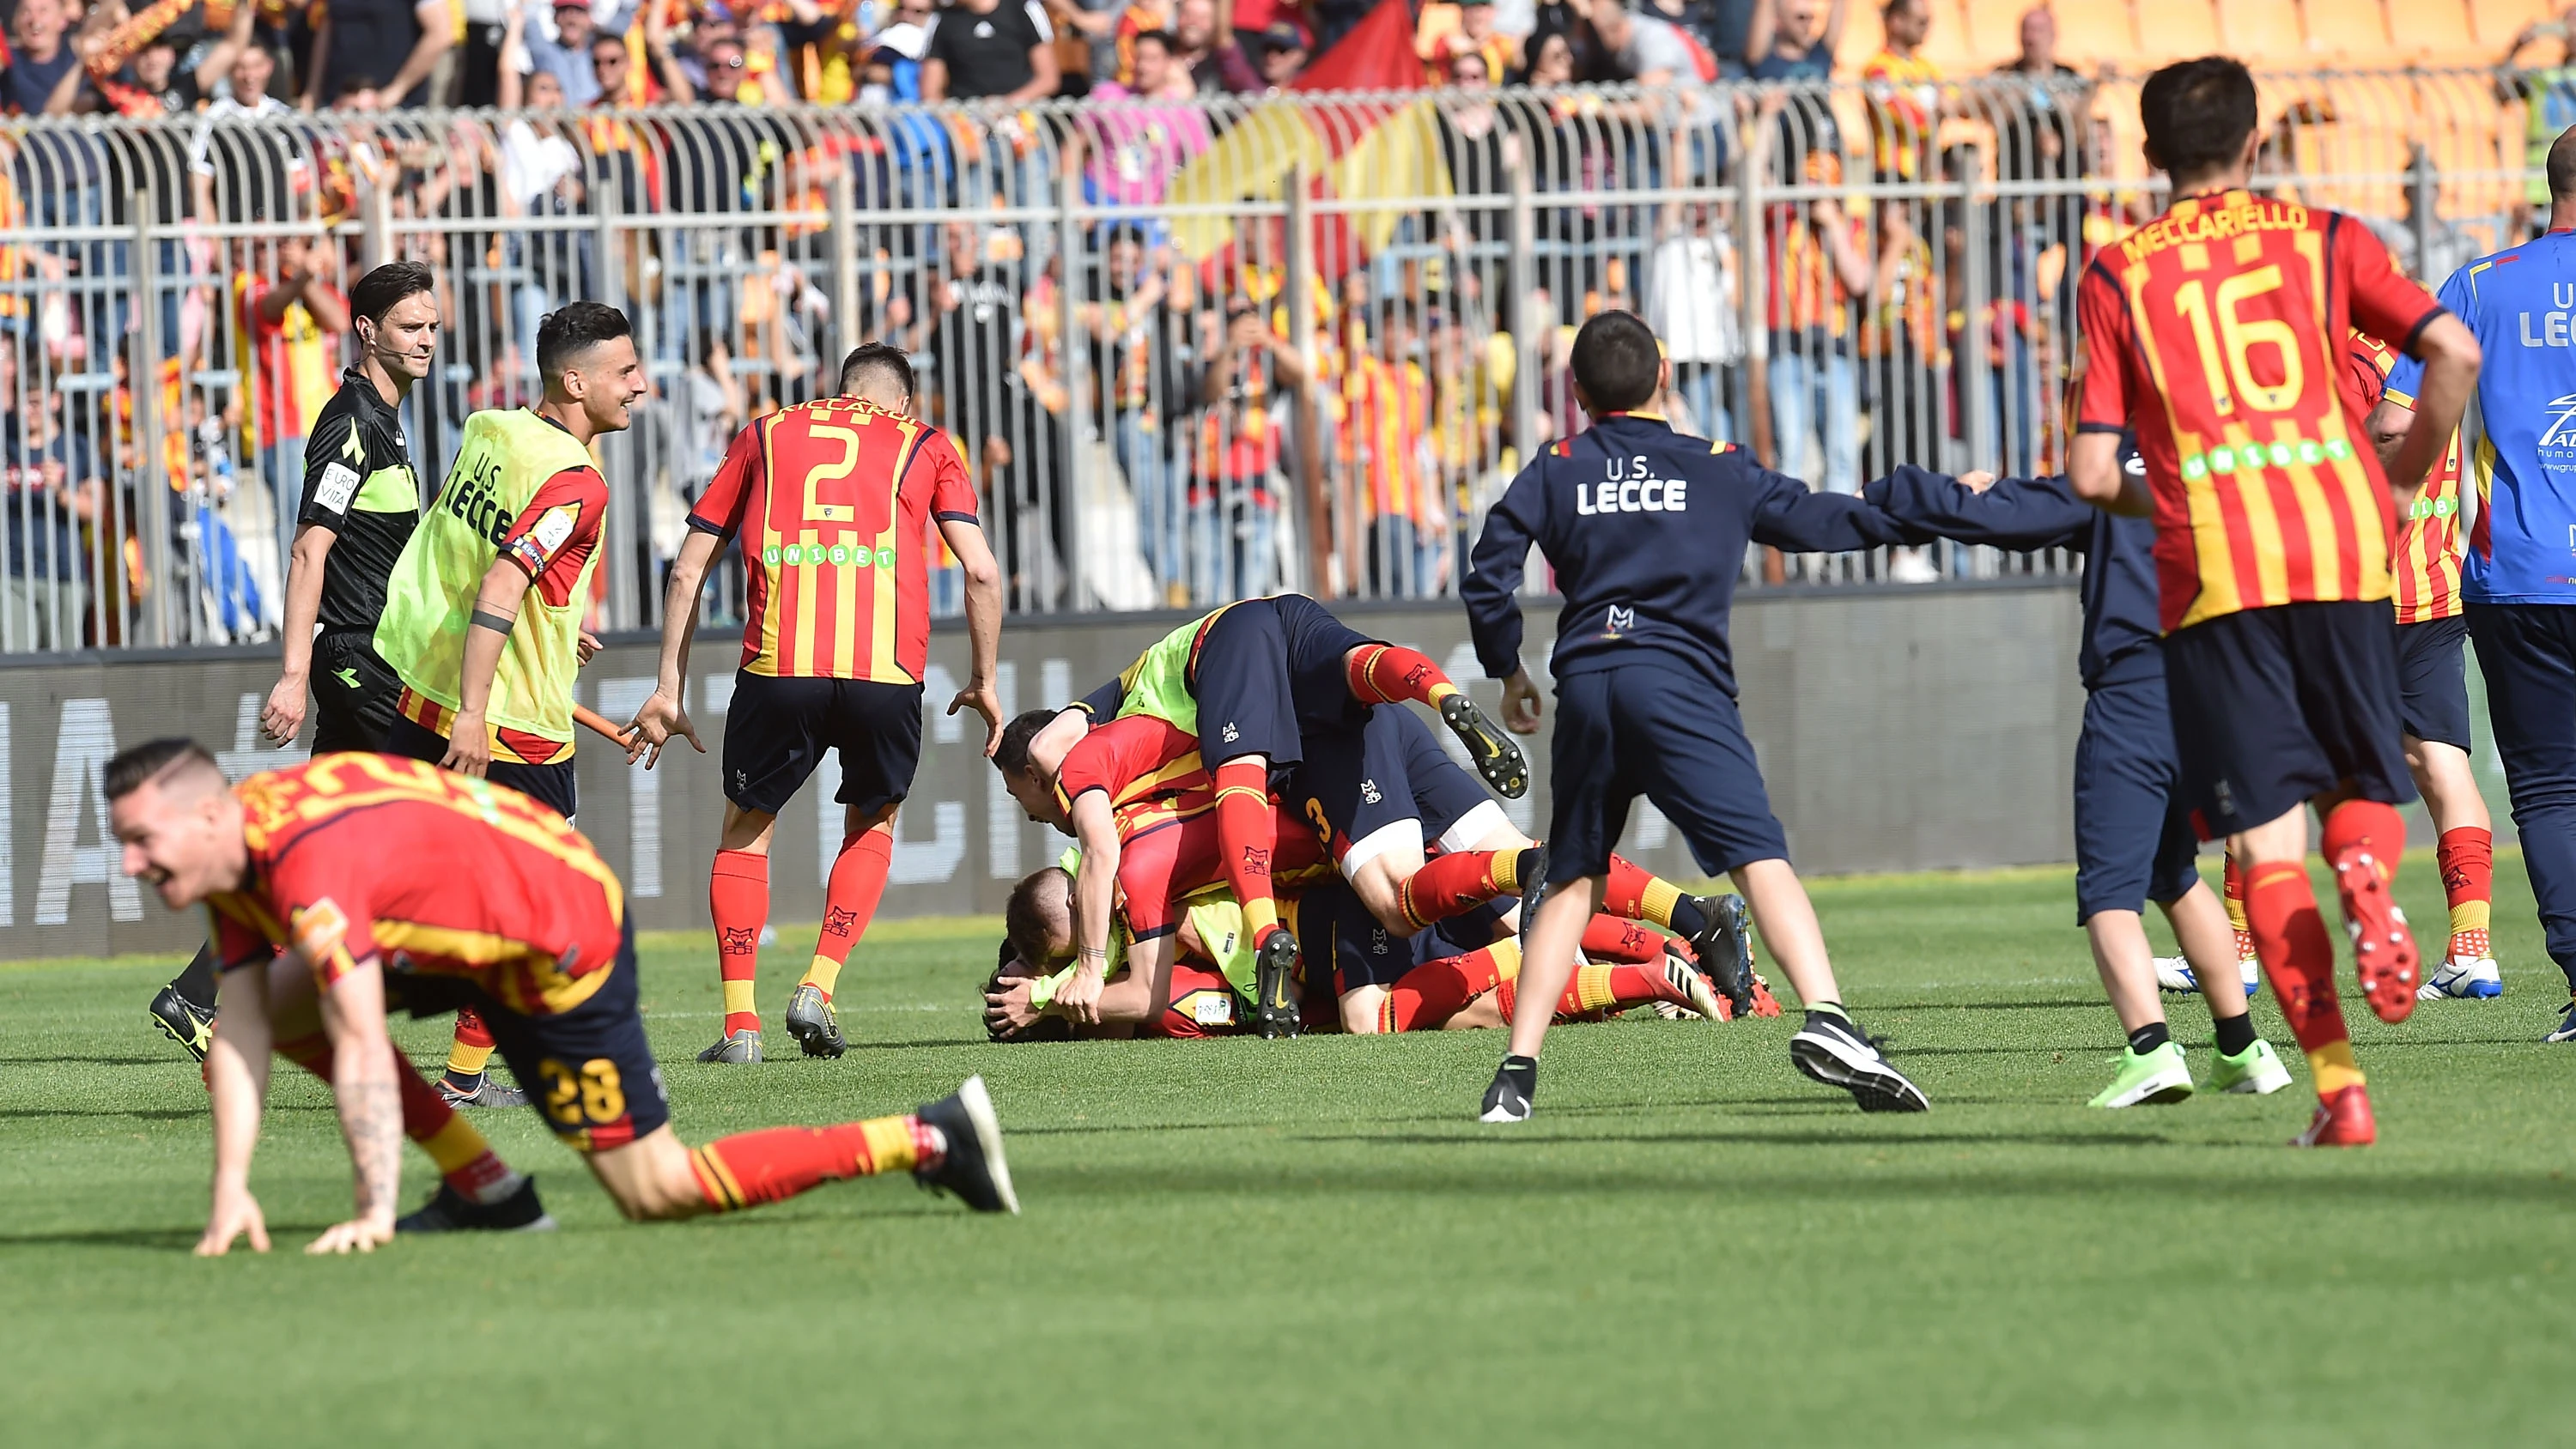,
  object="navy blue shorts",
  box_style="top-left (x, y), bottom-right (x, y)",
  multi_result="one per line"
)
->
top-left (1286, 705), bottom-right (1492, 866)
top-left (1188, 594), bottom-right (1375, 769)
top-left (721, 672), bottom-right (925, 817)
top-left (2397, 613), bottom-right (2473, 752)
top-left (2162, 600), bottom-right (2416, 837)
top-left (2071, 672), bottom-right (2204, 922)
top-left (1546, 661), bottom-right (1788, 883)
top-left (386, 713), bottom-right (578, 822)
top-left (1291, 878), bottom-right (1492, 995)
